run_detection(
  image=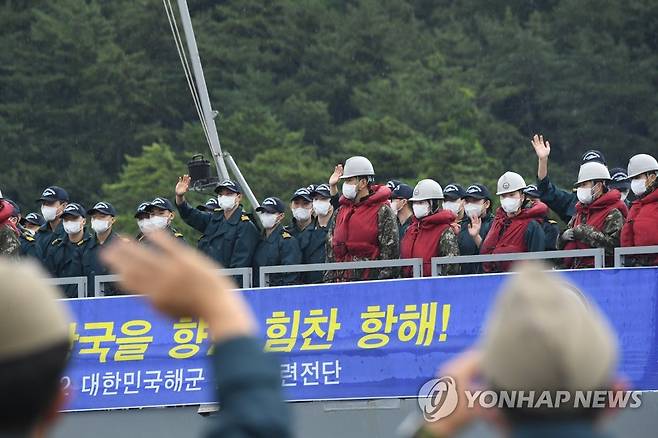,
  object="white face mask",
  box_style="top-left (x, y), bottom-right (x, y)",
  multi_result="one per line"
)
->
top-left (150, 215), bottom-right (169, 230)
top-left (91, 218), bottom-right (111, 234)
top-left (63, 219), bottom-right (83, 235)
top-left (412, 202), bottom-right (430, 219)
top-left (312, 199), bottom-right (331, 216)
top-left (443, 200), bottom-right (461, 215)
top-left (390, 200), bottom-right (401, 213)
top-left (137, 218), bottom-right (153, 234)
top-left (631, 178), bottom-right (647, 196)
top-left (576, 186), bottom-right (594, 204)
top-left (41, 205), bottom-right (58, 222)
top-left (259, 212), bottom-right (279, 229)
top-left (464, 202), bottom-right (483, 218)
top-left (342, 183), bottom-right (357, 200)
top-left (500, 197), bottom-right (521, 213)
top-left (292, 207), bottom-right (311, 222)
top-left (217, 195), bottom-right (237, 210)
